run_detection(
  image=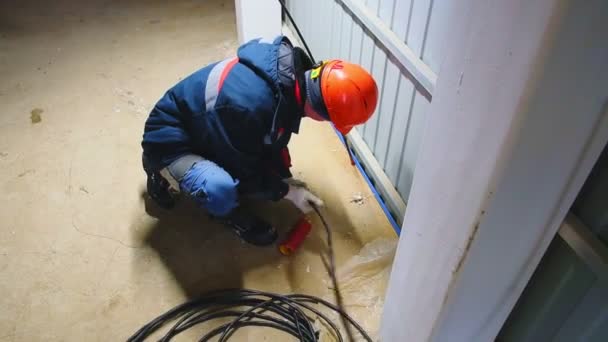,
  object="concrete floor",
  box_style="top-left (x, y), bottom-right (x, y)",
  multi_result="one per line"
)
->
top-left (0, 0), bottom-right (396, 340)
